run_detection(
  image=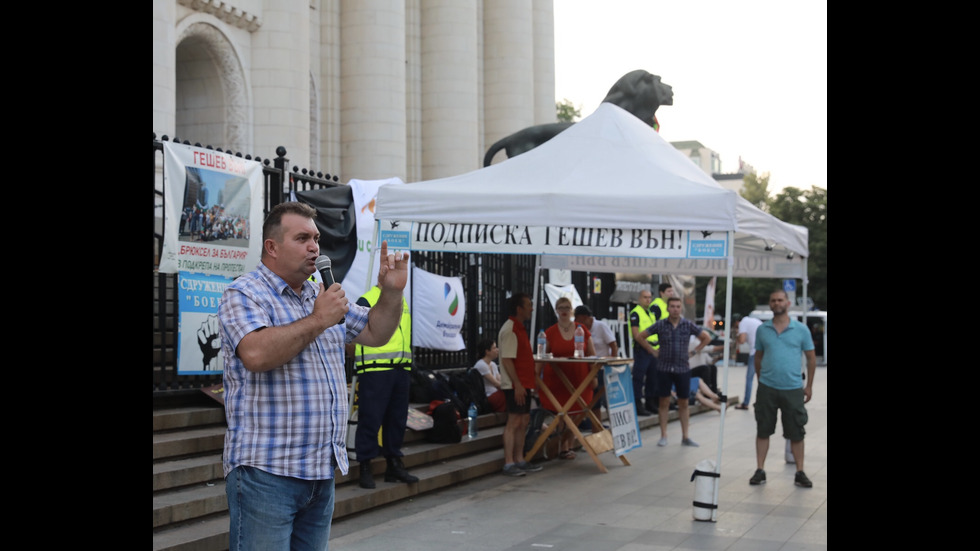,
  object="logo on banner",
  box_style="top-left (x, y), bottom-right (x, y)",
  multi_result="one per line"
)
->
top-left (444, 283), bottom-right (459, 315)
top-left (412, 267), bottom-right (465, 350)
top-left (688, 230), bottom-right (727, 258)
top-left (380, 220), bottom-right (411, 249)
